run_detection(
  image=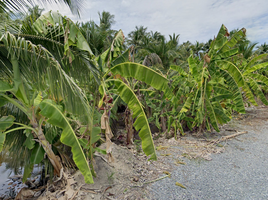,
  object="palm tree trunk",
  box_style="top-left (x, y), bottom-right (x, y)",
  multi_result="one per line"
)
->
top-left (32, 119), bottom-right (62, 176)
